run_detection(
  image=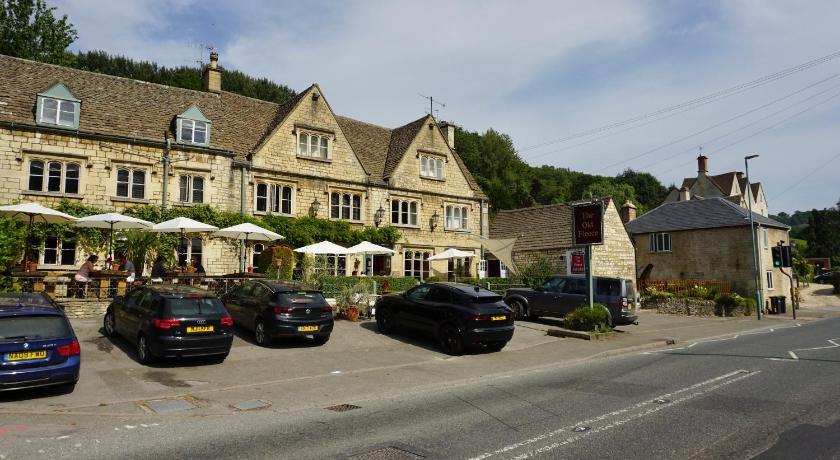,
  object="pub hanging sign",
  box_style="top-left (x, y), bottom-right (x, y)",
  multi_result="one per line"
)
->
top-left (572, 202), bottom-right (604, 246)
